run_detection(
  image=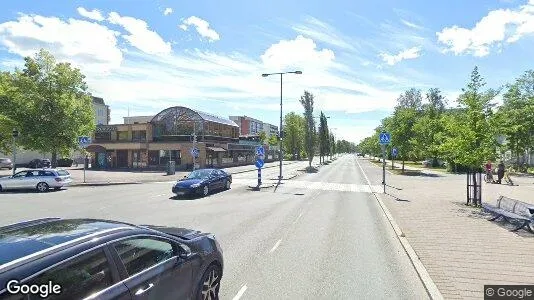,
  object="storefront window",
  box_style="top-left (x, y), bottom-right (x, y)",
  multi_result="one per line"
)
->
top-left (148, 150), bottom-right (182, 166)
top-left (132, 130), bottom-right (146, 142)
top-left (117, 131), bottom-right (129, 141)
top-left (95, 132), bottom-right (111, 141)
